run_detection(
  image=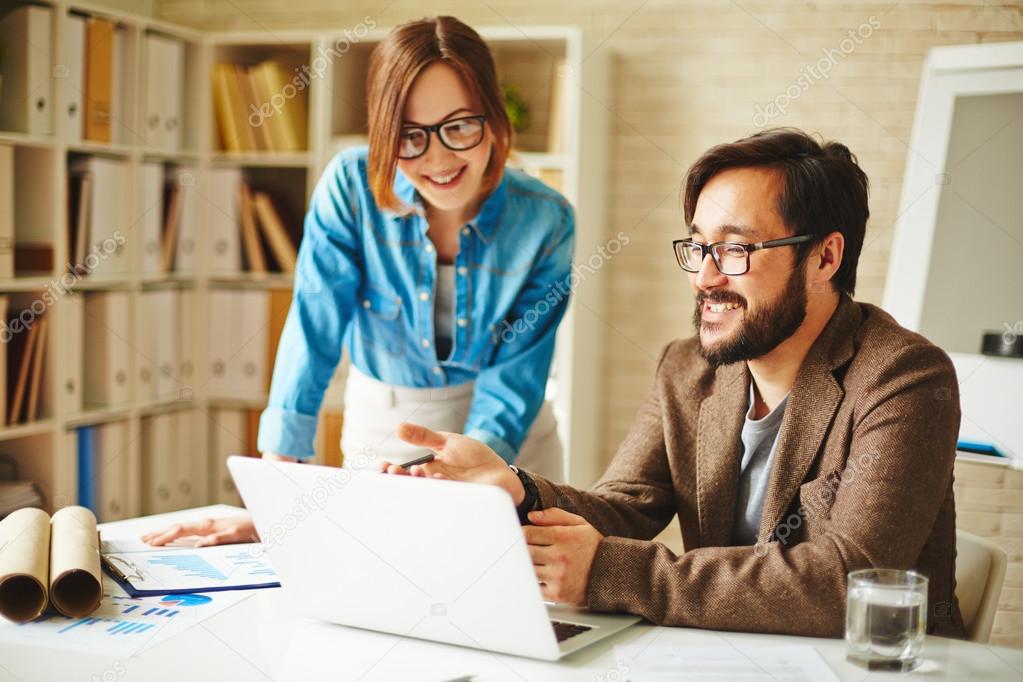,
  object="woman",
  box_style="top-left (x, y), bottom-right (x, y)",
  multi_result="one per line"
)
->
top-left (144, 16), bottom-right (574, 547)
